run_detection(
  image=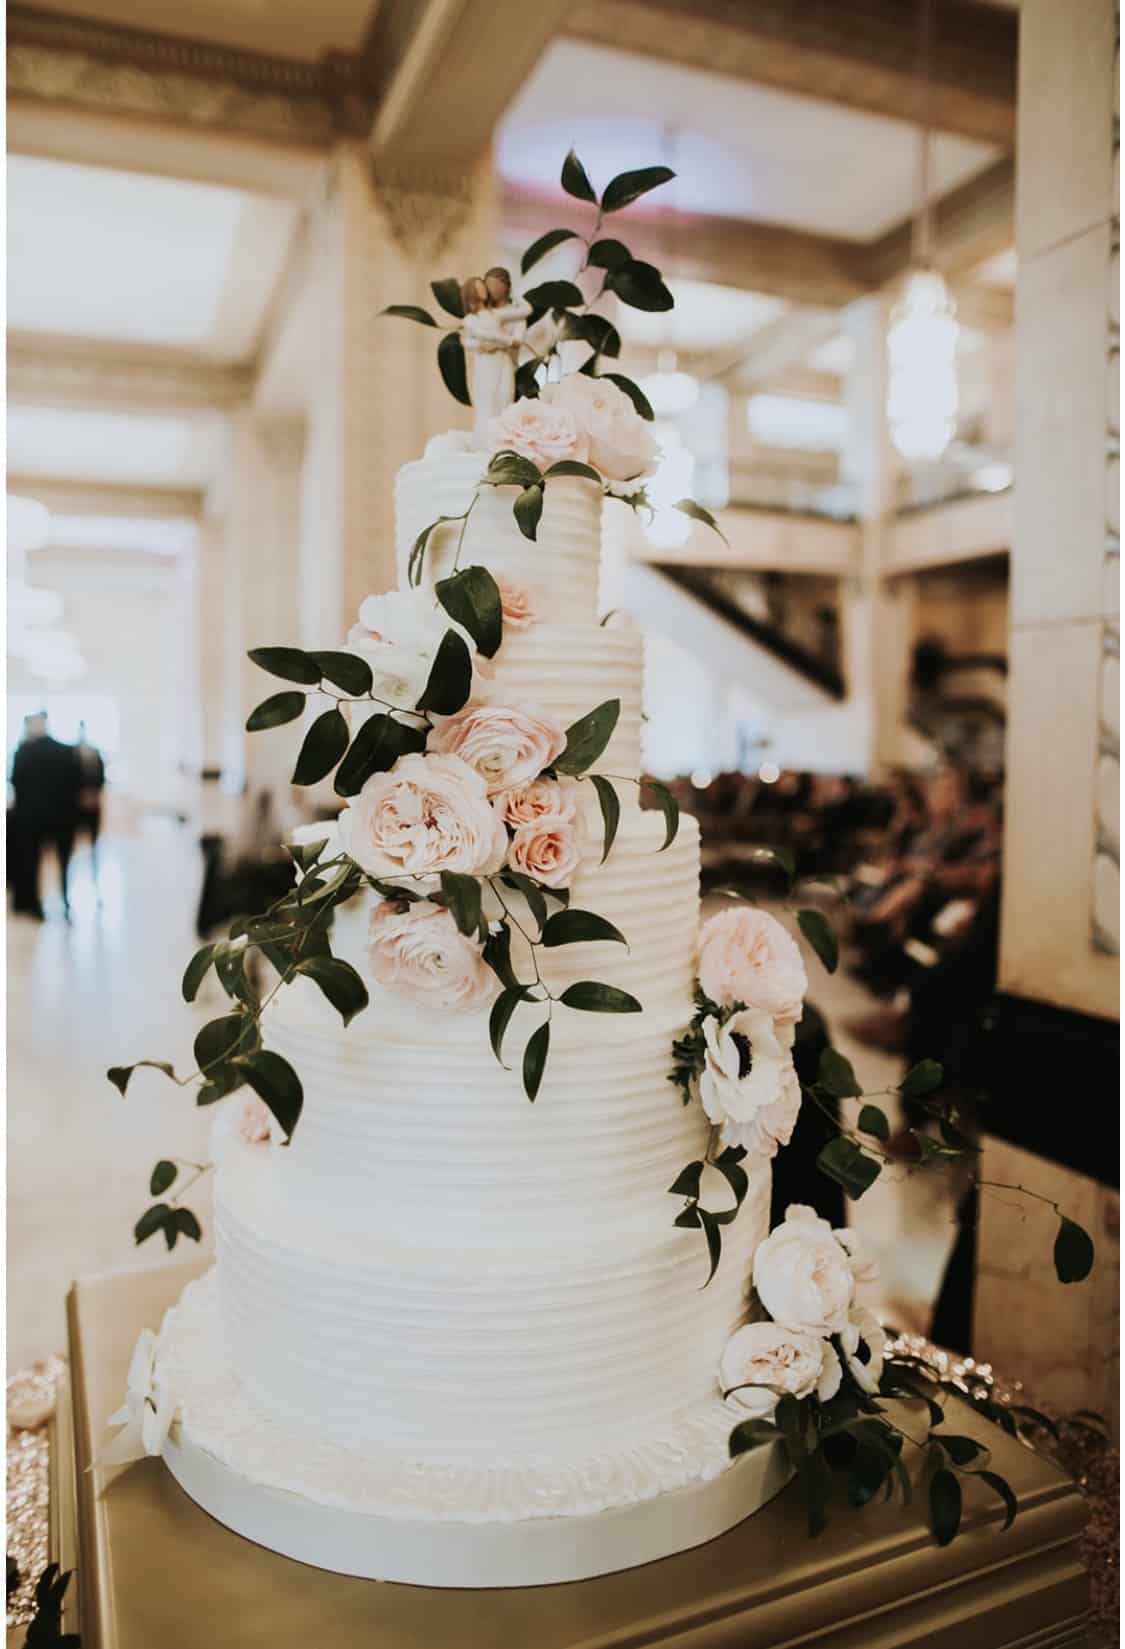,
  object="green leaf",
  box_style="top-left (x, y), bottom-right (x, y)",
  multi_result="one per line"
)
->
top-left (817, 1046), bottom-right (863, 1099)
top-left (380, 304), bottom-right (438, 327)
top-left (513, 483), bottom-right (545, 541)
top-left (555, 699), bottom-right (620, 775)
top-left (858, 1103), bottom-right (890, 1142)
top-left (1008, 1405), bottom-right (1061, 1442)
top-left (435, 565), bottom-right (503, 658)
top-left (502, 871), bottom-right (548, 933)
top-left (416, 629), bottom-right (473, 716)
top-left (134, 1203), bottom-right (171, 1246)
top-left (601, 164), bottom-right (675, 214)
top-left (520, 227), bottom-right (580, 274)
top-left (541, 909), bottom-right (626, 948)
top-left (485, 450), bottom-right (544, 488)
top-left (642, 776), bottom-right (680, 849)
top-left (106, 1059), bottom-right (177, 1096)
top-left (149, 1160), bottom-right (177, 1196)
top-left (696, 1205), bottom-right (724, 1285)
top-left (561, 147), bottom-right (597, 203)
top-left (407, 514), bottom-right (460, 588)
top-left (976, 1470), bottom-right (1018, 1532)
top-left (563, 312), bottom-right (622, 360)
top-left (482, 922), bottom-right (522, 991)
top-left (713, 1144), bottom-right (750, 1206)
top-left (439, 870), bottom-right (482, 937)
top-left (438, 330), bottom-right (470, 406)
top-left (334, 713), bottom-right (428, 797)
top-left (430, 277), bottom-right (464, 318)
top-left (586, 237), bottom-right (631, 271)
top-left (194, 1012), bottom-right (252, 1076)
top-left (749, 843), bottom-right (797, 882)
top-left (170, 1207), bottom-right (202, 1245)
top-left (558, 980), bottom-right (642, 1014)
top-left (182, 944), bottom-right (217, 1003)
top-left (287, 837), bottom-right (328, 873)
top-left (307, 650), bottom-right (373, 696)
top-left (588, 774), bottom-right (620, 863)
top-left (668, 1160), bottom-right (704, 1199)
top-left (900, 1059), bottom-right (944, 1099)
top-left (246, 691), bottom-right (306, 732)
top-left (295, 955), bottom-right (369, 1027)
top-left (673, 498), bottom-right (729, 545)
top-left (937, 1434), bottom-right (988, 1467)
top-left (1054, 1215), bottom-right (1095, 1283)
top-left (729, 1417), bottom-right (781, 1457)
top-left (489, 986), bottom-right (526, 1068)
top-left (543, 459), bottom-right (604, 482)
top-left (816, 1137), bottom-right (881, 1201)
top-left (600, 371), bottom-right (655, 420)
top-left (523, 279), bottom-right (583, 312)
top-left (523, 1019), bottom-right (550, 1101)
top-left (606, 259), bottom-right (674, 313)
top-left (233, 1048), bottom-right (304, 1140)
top-left (247, 646), bottom-right (322, 685)
top-left (214, 943), bottom-right (256, 1008)
top-left (928, 1467), bottom-right (962, 1547)
top-left (291, 708), bottom-right (349, 786)
top-left (797, 908), bottom-right (839, 974)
